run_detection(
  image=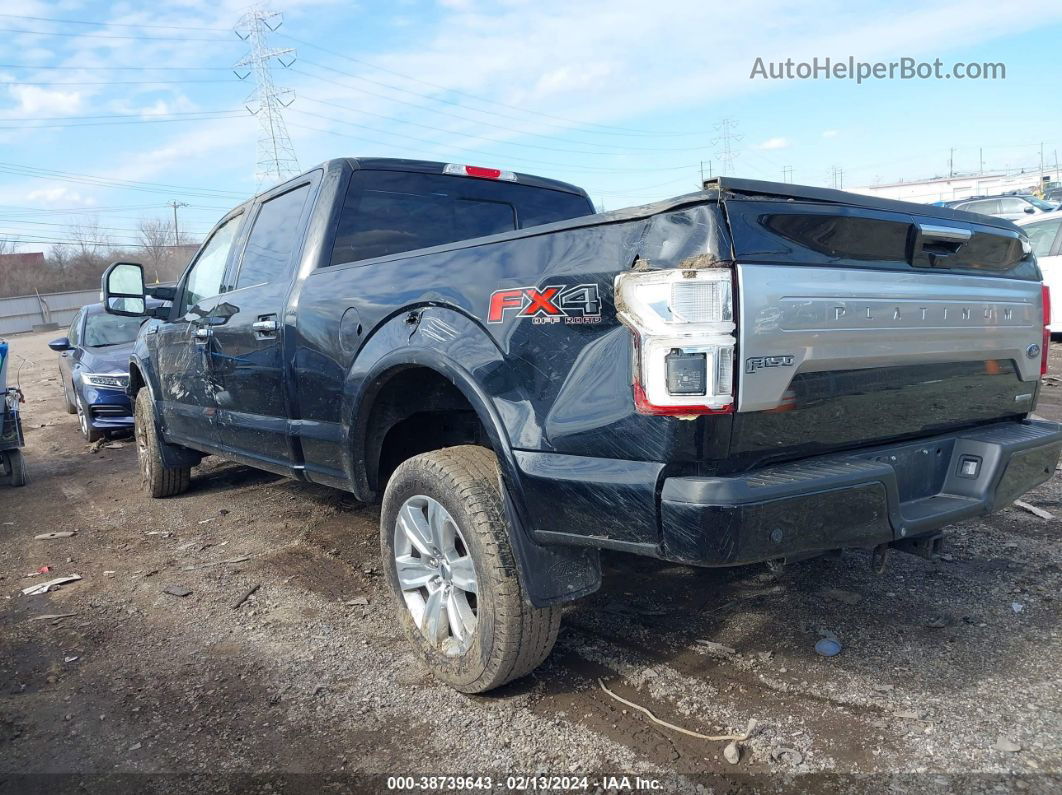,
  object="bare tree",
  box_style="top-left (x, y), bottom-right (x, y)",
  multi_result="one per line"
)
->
top-left (69, 218), bottom-right (108, 262)
top-left (0, 237), bottom-right (13, 255)
top-left (49, 243), bottom-right (70, 271)
top-left (138, 218), bottom-right (174, 284)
